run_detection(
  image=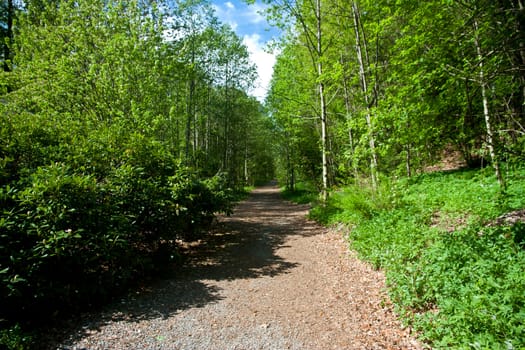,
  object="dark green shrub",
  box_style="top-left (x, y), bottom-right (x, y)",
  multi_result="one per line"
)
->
top-left (169, 169), bottom-right (233, 241)
top-left (0, 163), bottom-right (133, 320)
top-left (0, 324), bottom-right (34, 350)
top-left (0, 132), bottom-right (237, 324)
